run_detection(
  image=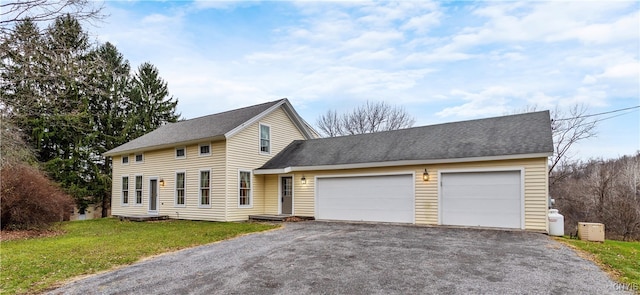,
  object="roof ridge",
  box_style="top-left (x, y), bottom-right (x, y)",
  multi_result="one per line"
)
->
top-left (307, 110), bottom-right (550, 141)
top-left (175, 98), bottom-right (286, 123)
